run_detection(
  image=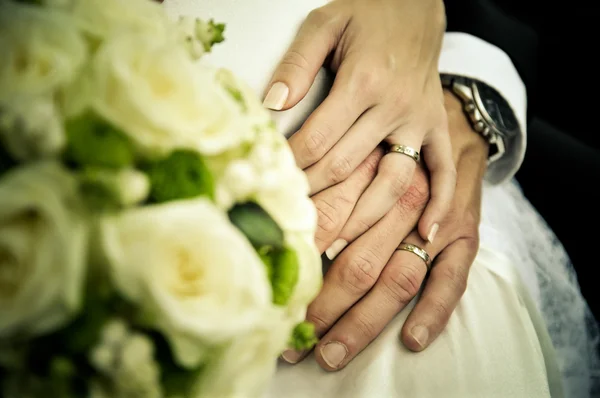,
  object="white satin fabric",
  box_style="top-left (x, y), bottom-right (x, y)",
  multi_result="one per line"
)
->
top-left (164, 1), bottom-right (598, 397)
